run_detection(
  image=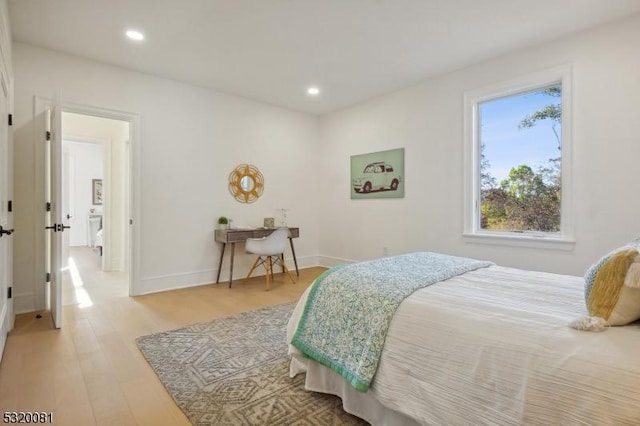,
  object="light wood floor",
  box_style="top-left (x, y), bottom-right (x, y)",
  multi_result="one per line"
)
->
top-left (0, 250), bottom-right (322, 425)
top-left (62, 247), bottom-right (129, 306)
